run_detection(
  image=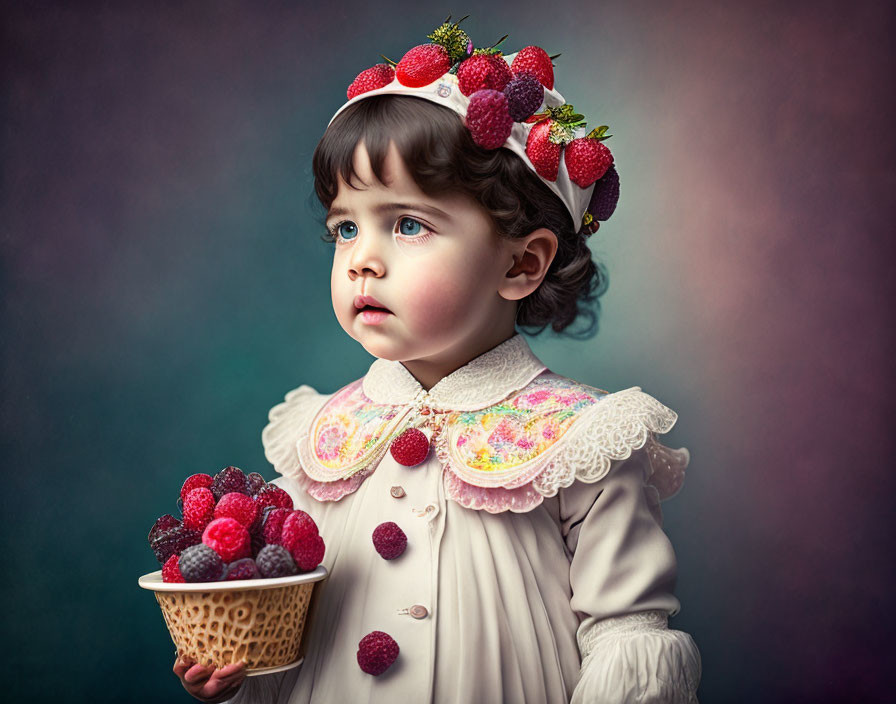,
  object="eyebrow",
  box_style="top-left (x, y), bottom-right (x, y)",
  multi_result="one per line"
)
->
top-left (327, 202), bottom-right (451, 221)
